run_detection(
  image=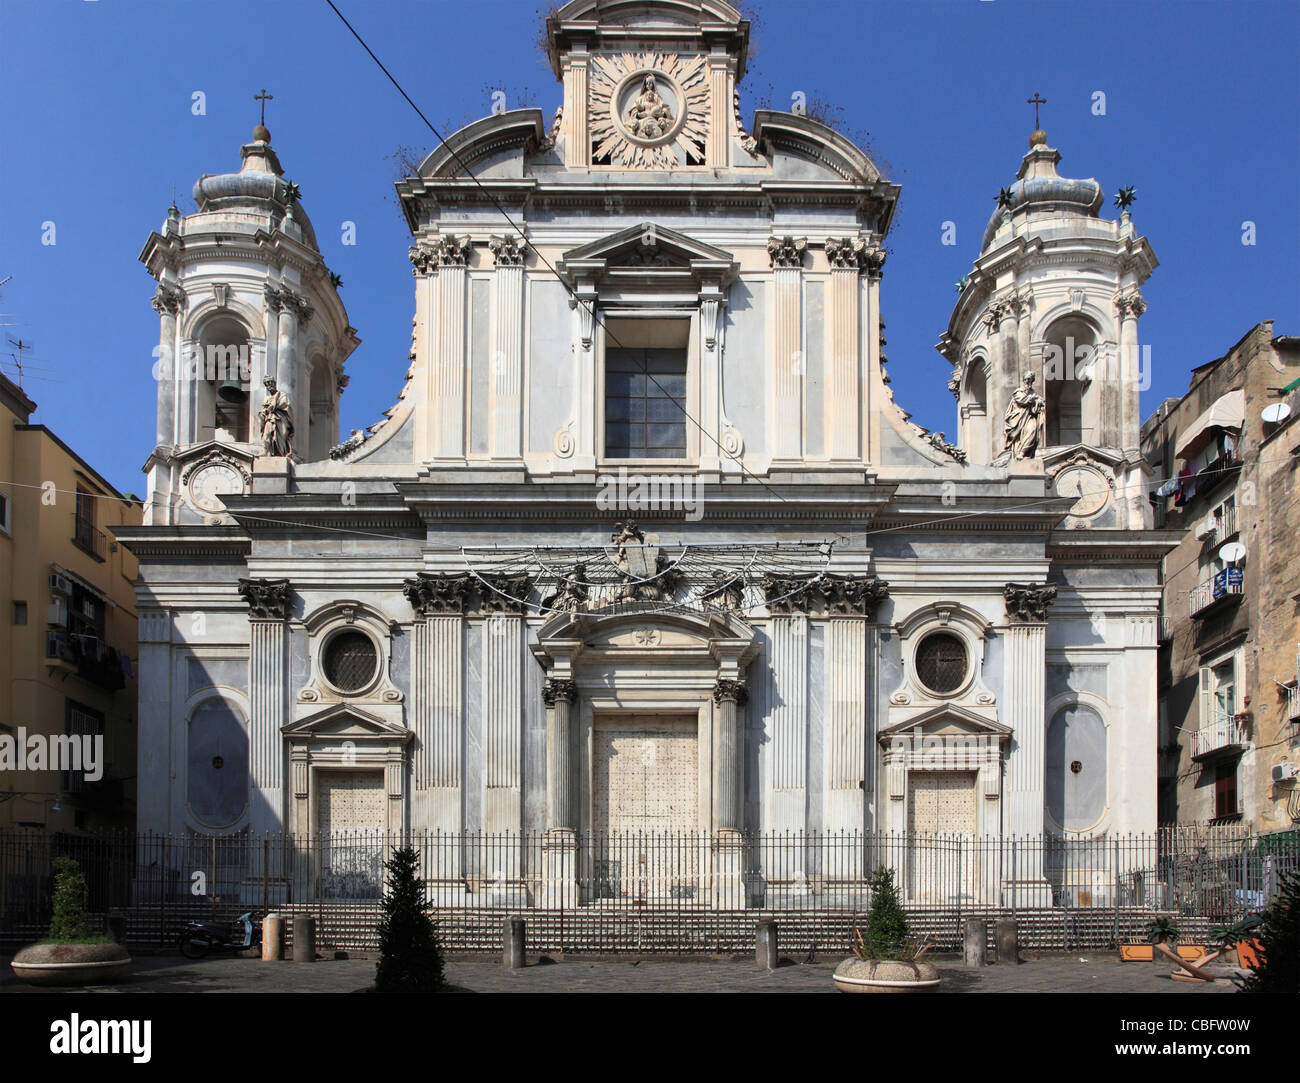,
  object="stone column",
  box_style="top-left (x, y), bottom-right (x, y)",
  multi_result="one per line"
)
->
top-left (151, 284), bottom-right (183, 448)
top-left (984, 301), bottom-right (1013, 453)
top-left (826, 618), bottom-right (868, 837)
top-left (279, 291), bottom-right (311, 458)
top-left (825, 238), bottom-right (864, 461)
top-left (541, 675), bottom-right (578, 909)
top-left (238, 577), bottom-right (292, 834)
top-left (712, 678), bottom-right (748, 831)
top-left (862, 247), bottom-right (885, 460)
top-left (1002, 582), bottom-right (1056, 906)
top-left (563, 44), bottom-right (589, 168)
top-left (483, 612), bottom-right (524, 844)
top-left (488, 236), bottom-right (525, 460)
top-left (767, 613), bottom-right (809, 833)
top-left (768, 237), bottom-right (806, 462)
top-left (1116, 289), bottom-right (1145, 452)
top-left (432, 237), bottom-right (471, 461)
